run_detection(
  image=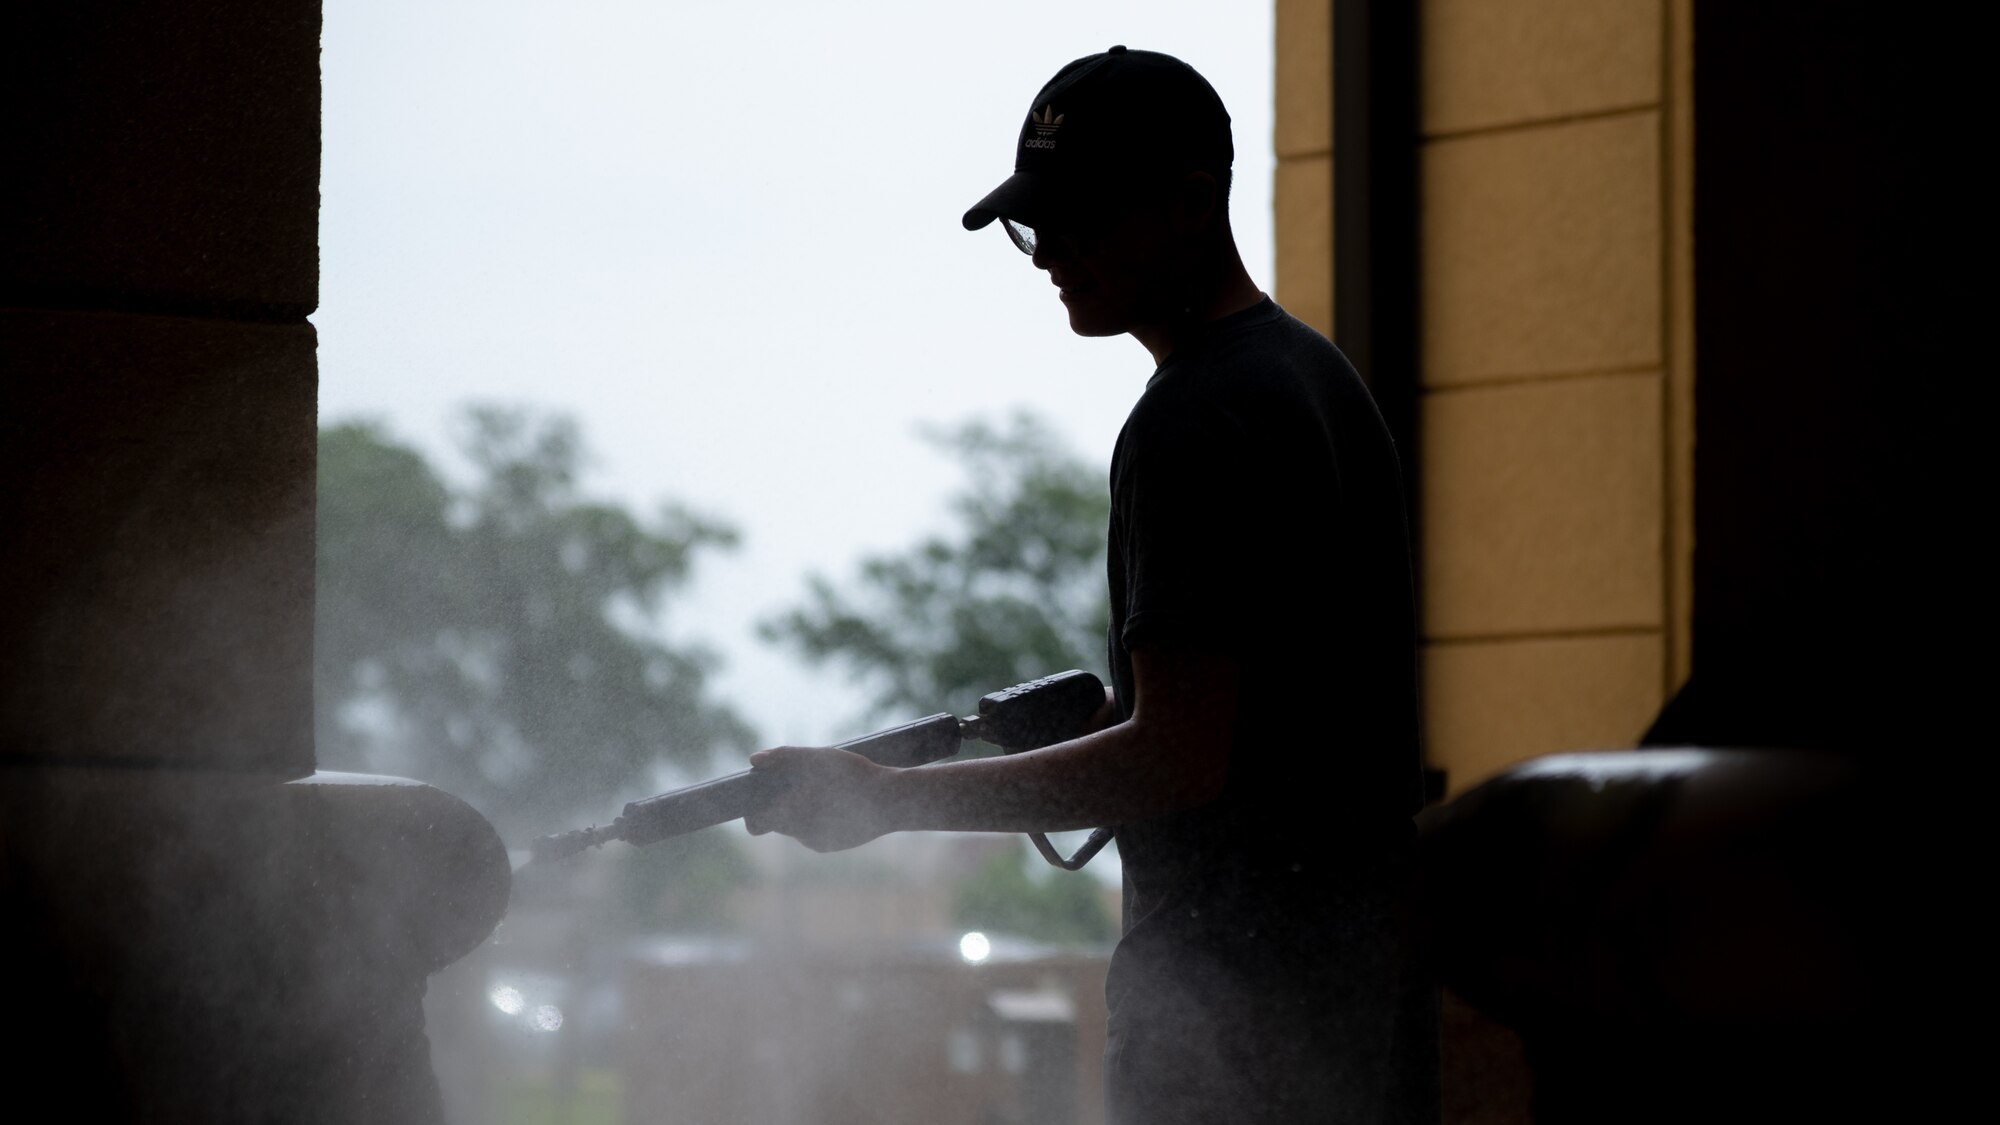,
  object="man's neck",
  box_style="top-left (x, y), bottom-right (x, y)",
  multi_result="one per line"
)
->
top-left (1130, 252), bottom-right (1265, 366)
